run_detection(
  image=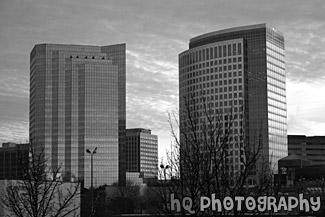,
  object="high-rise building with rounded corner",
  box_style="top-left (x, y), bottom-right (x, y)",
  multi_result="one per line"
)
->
top-left (179, 24), bottom-right (287, 185)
